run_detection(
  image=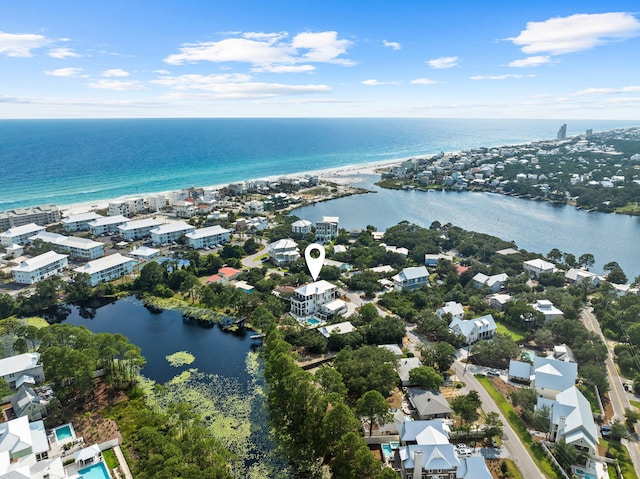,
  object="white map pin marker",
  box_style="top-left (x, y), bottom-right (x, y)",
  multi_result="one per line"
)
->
top-left (304, 243), bottom-right (325, 281)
